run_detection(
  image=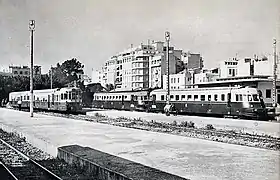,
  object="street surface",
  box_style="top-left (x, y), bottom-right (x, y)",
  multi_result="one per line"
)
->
top-left (0, 108), bottom-right (279, 180)
top-left (86, 109), bottom-right (280, 137)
